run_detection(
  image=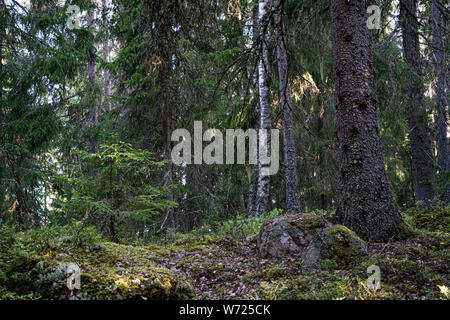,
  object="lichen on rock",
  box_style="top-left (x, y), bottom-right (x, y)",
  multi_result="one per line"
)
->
top-left (257, 213), bottom-right (367, 271)
top-left (303, 225), bottom-right (367, 270)
top-left (257, 214), bottom-right (329, 258)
